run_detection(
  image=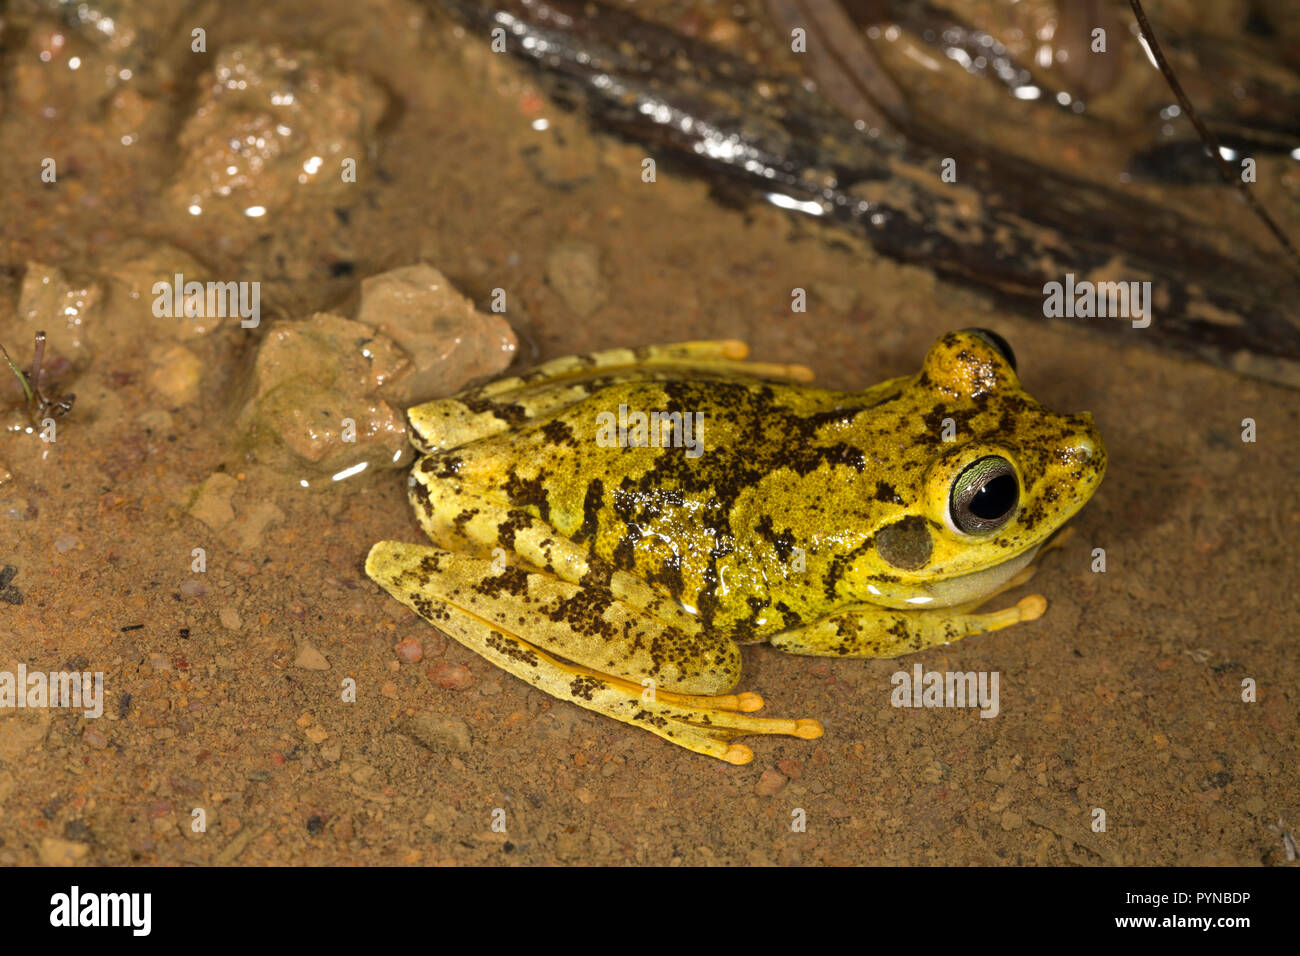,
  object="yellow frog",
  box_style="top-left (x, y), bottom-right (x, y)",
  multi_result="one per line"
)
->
top-left (367, 330), bottom-right (1105, 763)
